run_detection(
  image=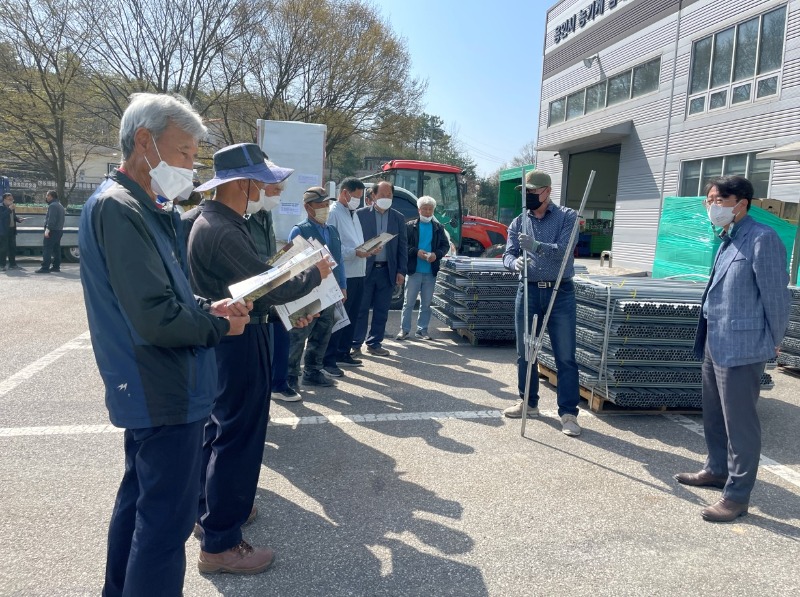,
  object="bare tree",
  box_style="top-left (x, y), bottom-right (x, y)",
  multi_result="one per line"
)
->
top-left (0, 0), bottom-right (97, 202)
top-left (80, 0), bottom-right (254, 123)
top-left (238, 0), bottom-right (426, 156)
top-left (510, 140), bottom-right (537, 167)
